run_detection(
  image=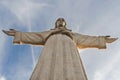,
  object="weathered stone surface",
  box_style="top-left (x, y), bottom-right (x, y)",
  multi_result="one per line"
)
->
top-left (30, 34), bottom-right (87, 80)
